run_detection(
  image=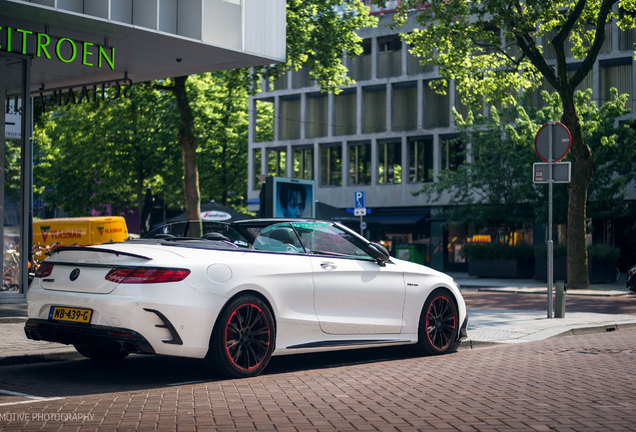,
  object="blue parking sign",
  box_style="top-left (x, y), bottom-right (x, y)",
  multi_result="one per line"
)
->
top-left (354, 191), bottom-right (365, 209)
